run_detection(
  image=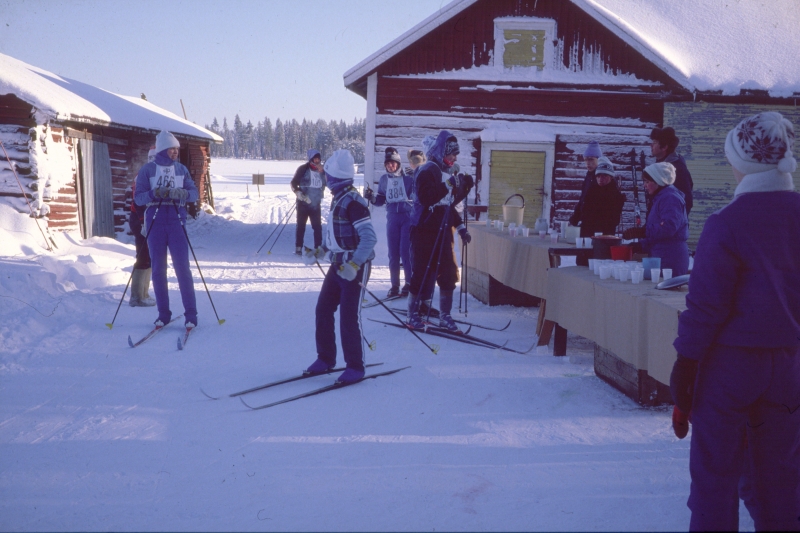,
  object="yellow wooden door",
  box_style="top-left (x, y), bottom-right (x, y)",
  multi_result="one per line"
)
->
top-left (488, 150), bottom-right (546, 228)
